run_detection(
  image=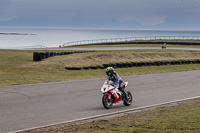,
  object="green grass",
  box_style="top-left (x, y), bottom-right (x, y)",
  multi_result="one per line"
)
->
top-left (1, 49), bottom-right (200, 86)
top-left (35, 99), bottom-right (200, 133)
top-left (63, 49), bottom-right (200, 67)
